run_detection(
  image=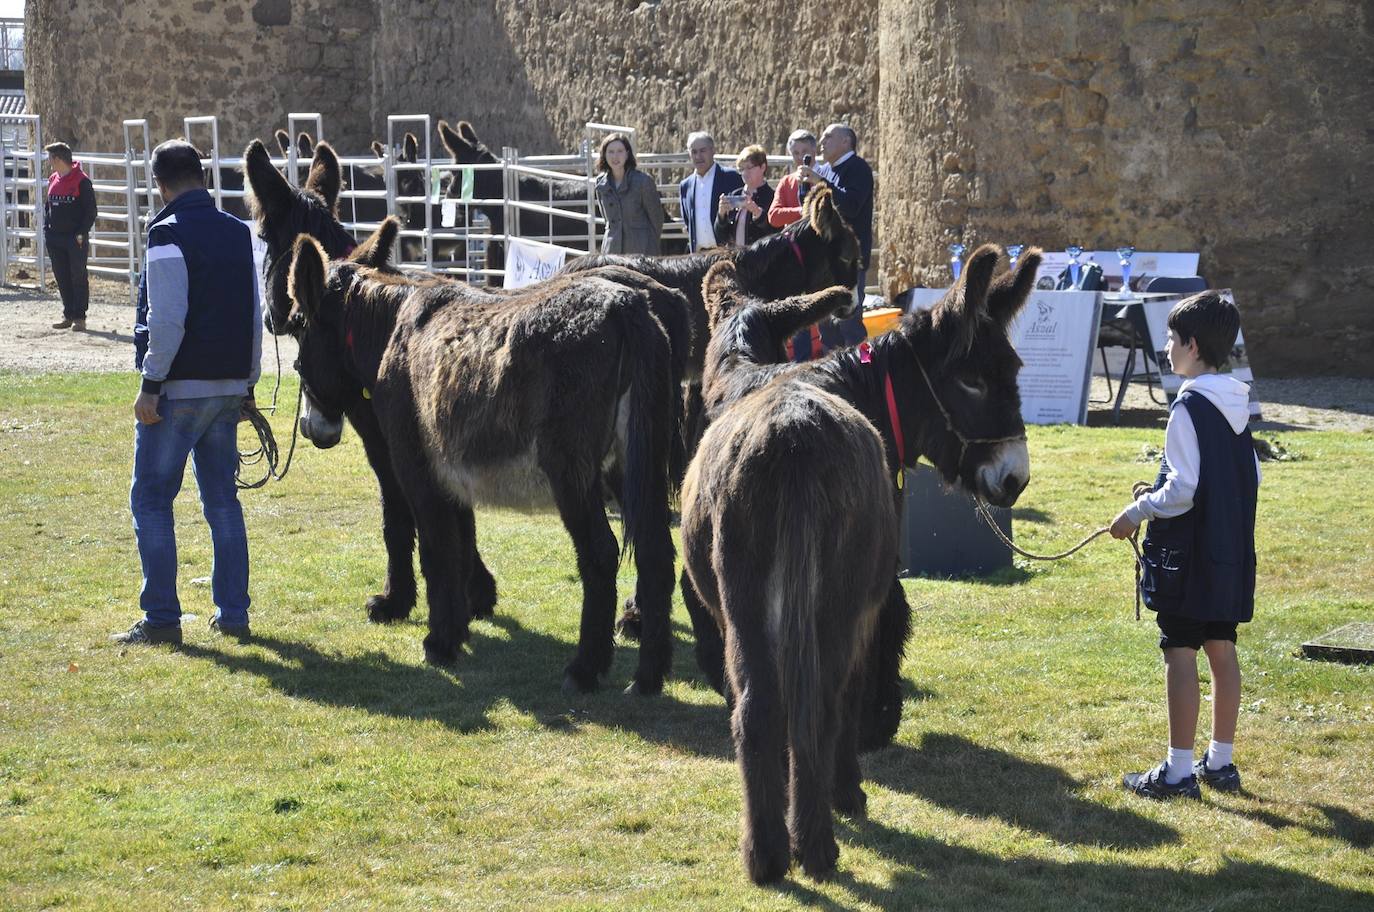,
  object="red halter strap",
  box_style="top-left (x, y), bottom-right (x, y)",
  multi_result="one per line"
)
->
top-left (860, 341), bottom-right (907, 484)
